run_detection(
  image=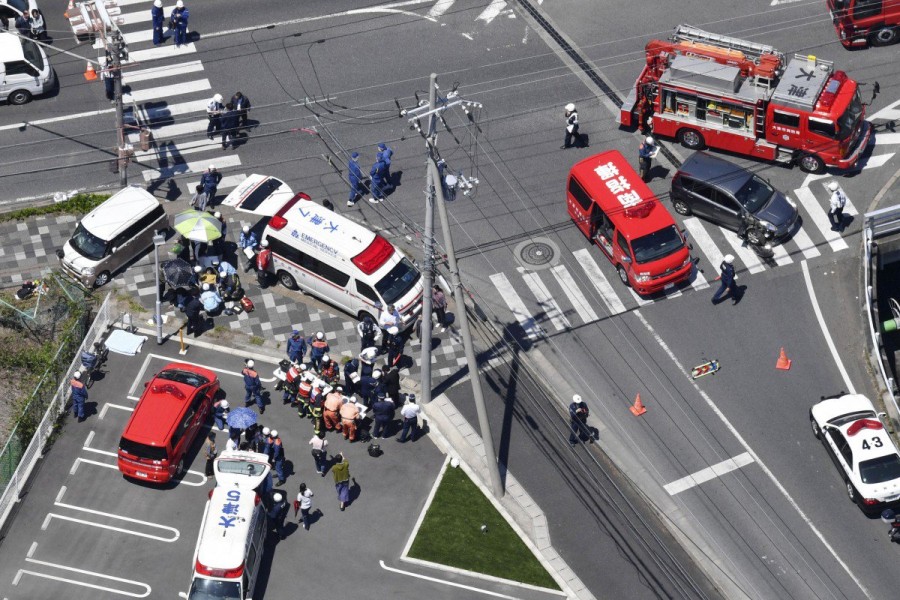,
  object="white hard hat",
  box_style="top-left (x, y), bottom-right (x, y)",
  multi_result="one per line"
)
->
top-left (271, 429), bottom-right (279, 438)
top-left (299, 363), bottom-right (308, 371)
top-left (273, 492), bottom-right (283, 502)
top-left (724, 254), bottom-right (735, 264)
top-left (260, 240), bottom-right (269, 248)
top-left (73, 371), bottom-right (82, 380)
top-left (565, 103), bottom-right (575, 111)
top-left (193, 265), bottom-right (202, 273)
top-left (246, 359), bottom-right (255, 368)
top-left (372, 369), bottom-right (382, 379)
top-left (153, 0), bottom-right (162, 6)
top-left (202, 283), bottom-right (210, 291)
top-left (175, 0), bottom-right (183, 6)
top-left (213, 94), bottom-right (222, 104)
top-left (316, 379), bottom-right (326, 388)
top-left (221, 400), bottom-right (229, 409)
top-left (316, 331), bottom-right (324, 340)
top-left (242, 225), bottom-right (250, 233)
top-left (645, 136), bottom-right (655, 145)
top-left (573, 394), bottom-right (582, 403)
top-left (387, 326), bottom-right (399, 336)
top-left (214, 211), bottom-right (222, 219)
top-left (262, 427), bottom-right (270, 435)
top-left (208, 164), bottom-right (216, 170)
top-left (322, 354), bottom-right (330, 362)
top-left (828, 181), bottom-right (839, 191)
